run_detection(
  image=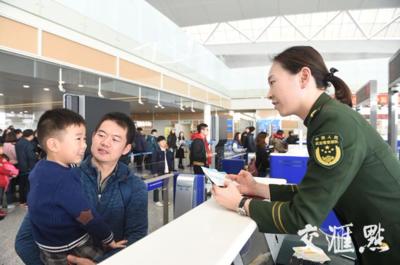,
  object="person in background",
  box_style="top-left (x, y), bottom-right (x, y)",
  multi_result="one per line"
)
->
top-left (272, 130), bottom-right (286, 153)
top-left (187, 130), bottom-right (196, 167)
top-left (0, 144), bottom-right (17, 218)
top-left (4, 131), bottom-right (18, 208)
top-left (191, 123), bottom-right (215, 175)
top-left (14, 129), bottom-right (23, 140)
top-left (246, 126), bottom-right (256, 152)
top-left (15, 129), bottom-right (38, 207)
top-left (211, 46), bottom-right (400, 265)
top-left (15, 112), bottom-right (148, 265)
top-left (146, 129), bottom-right (158, 152)
top-left (151, 135), bottom-right (172, 207)
top-left (232, 132), bottom-right (246, 153)
top-left (133, 127), bottom-right (147, 171)
top-left (176, 131), bottom-right (185, 169)
top-left (167, 128), bottom-right (177, 171)
top-left (2, 154), bottom-right (19, 176)
top-left (144, 129), bottom-right (158, 170)
top-left (0, 127), bottom-right (12, 144)
top-left (255, 132), bottom-right (270, 177)
top-left (286, 130), bottom-right (299, 144)
top-left (241, 127), bottom-right (249, 149)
